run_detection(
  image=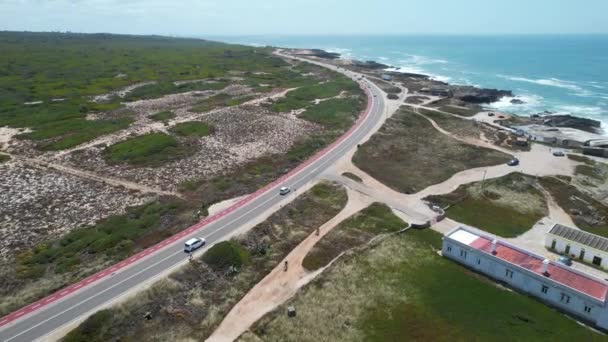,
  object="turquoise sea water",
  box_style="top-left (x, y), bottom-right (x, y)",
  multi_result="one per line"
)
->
top-left (211, 35), bottom-right (608, 131)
